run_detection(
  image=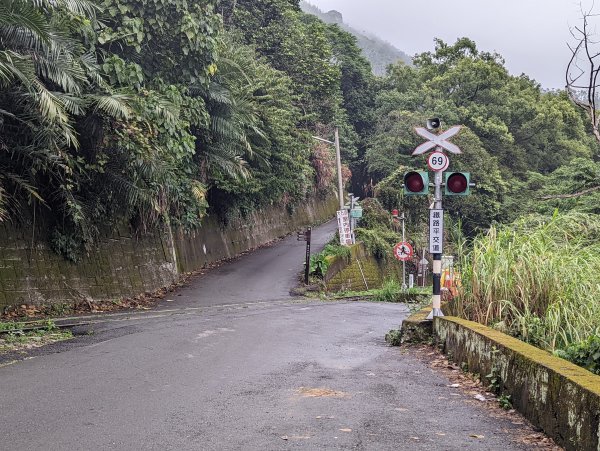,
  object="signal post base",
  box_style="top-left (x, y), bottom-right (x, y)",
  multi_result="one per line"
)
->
top-left (426, 308), bottom-right (445, 320)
